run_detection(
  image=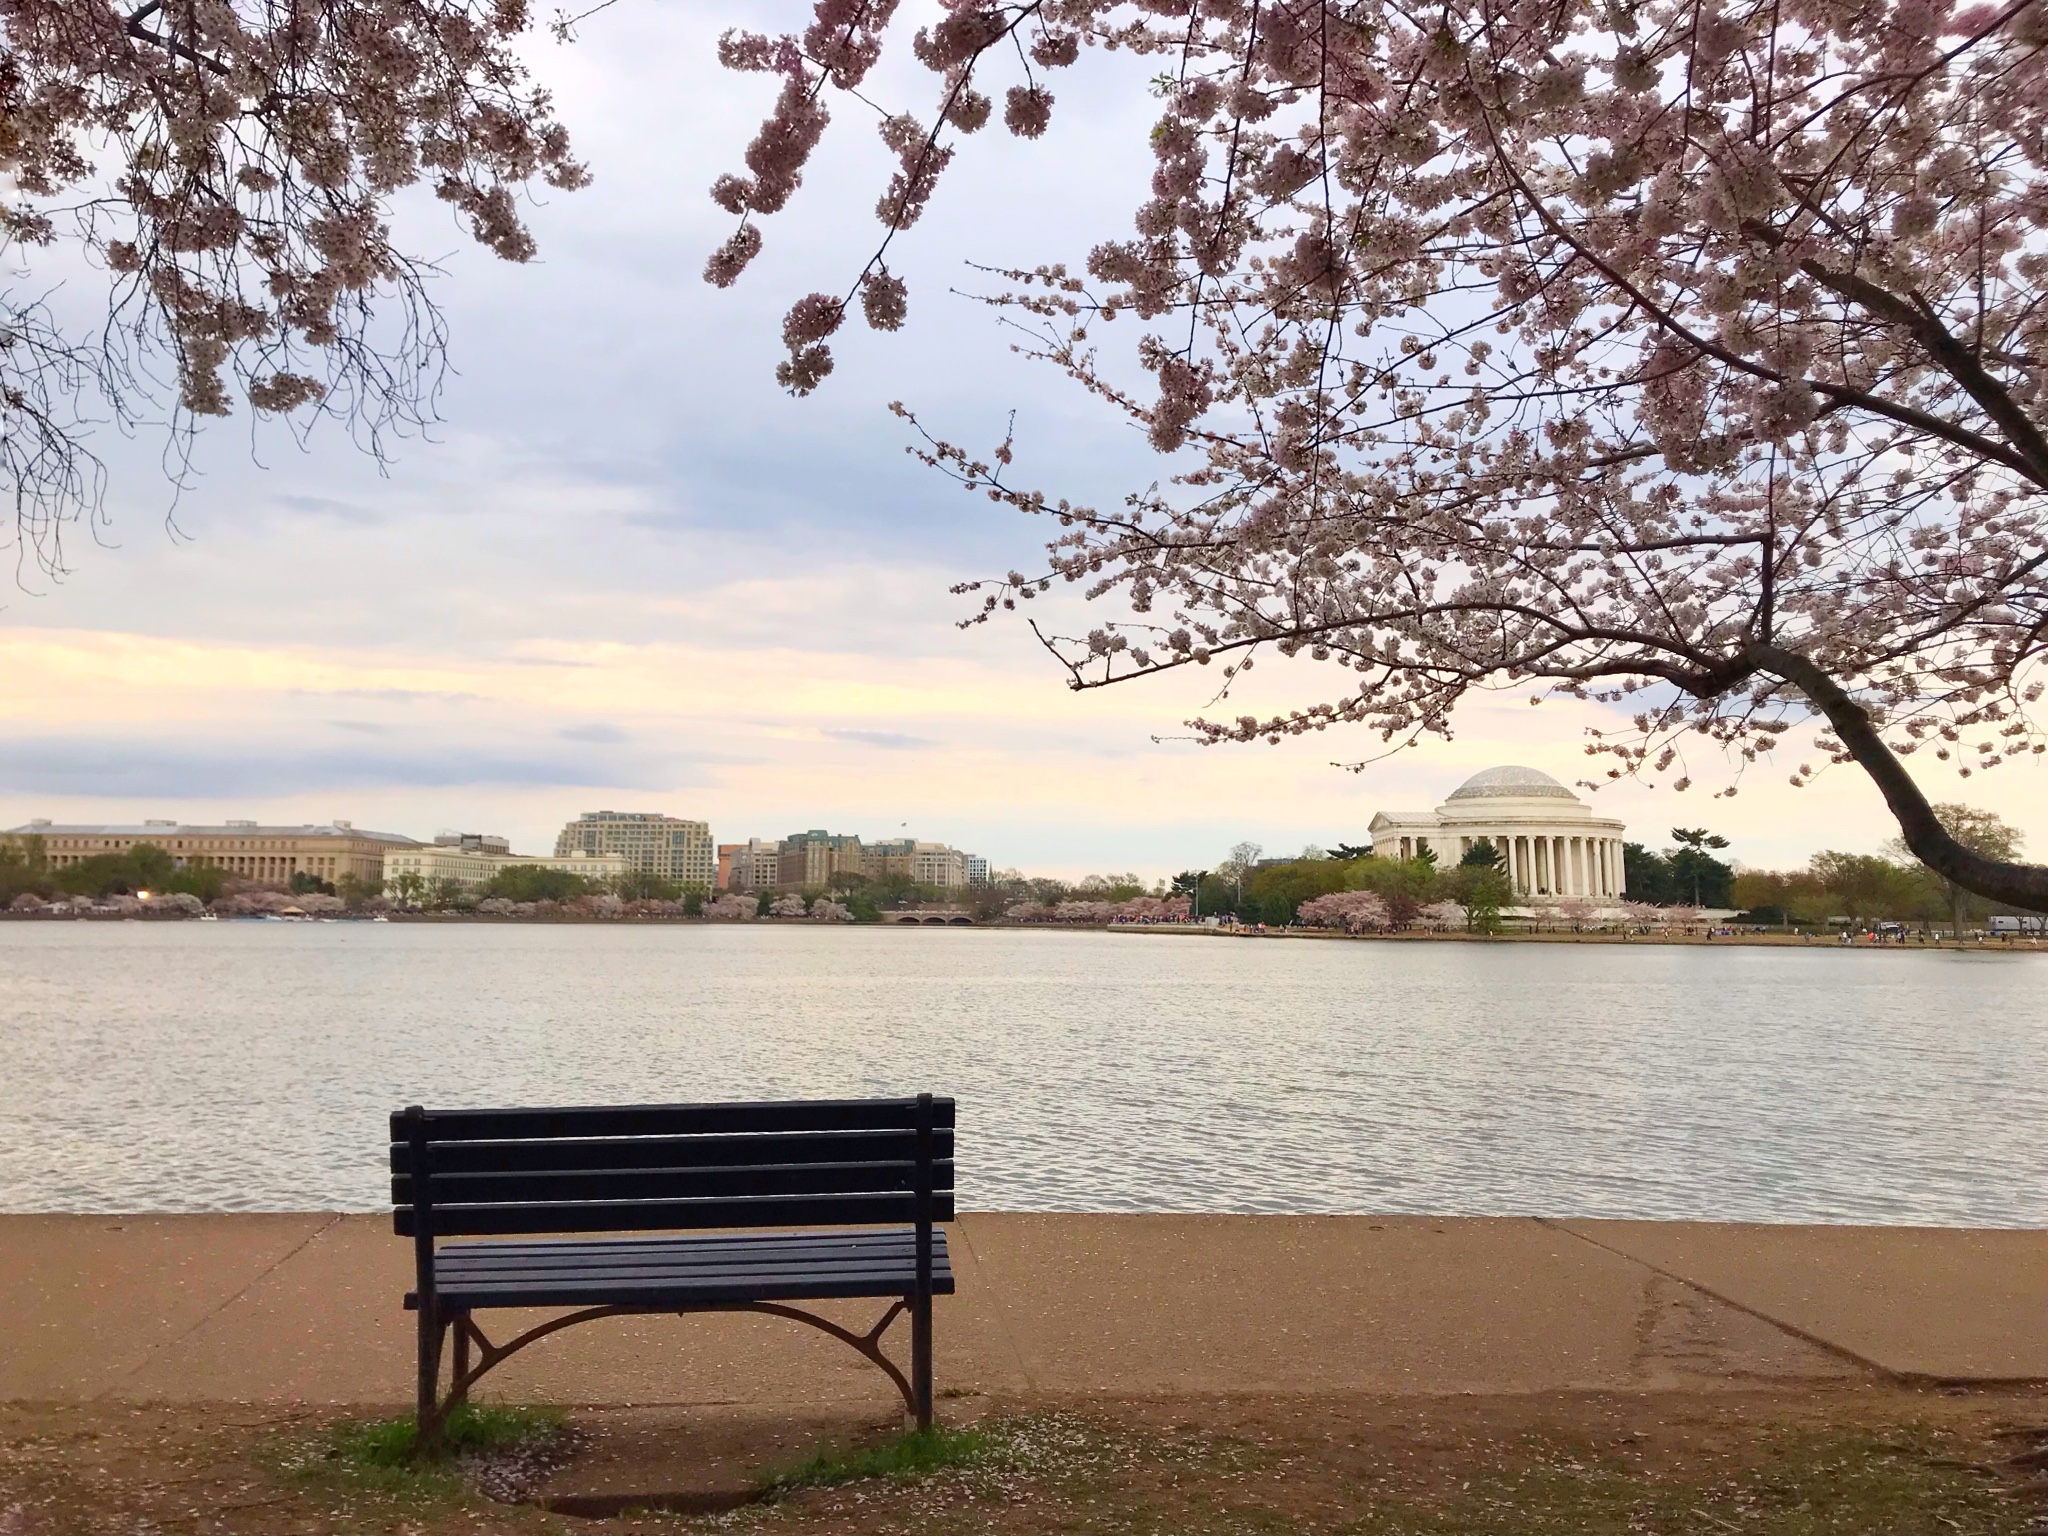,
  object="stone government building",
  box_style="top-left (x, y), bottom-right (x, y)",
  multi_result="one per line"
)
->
top-left (1368, 766), bottom-right (1628, 900)
top-left (11, 819), bottom-right (417, 885)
